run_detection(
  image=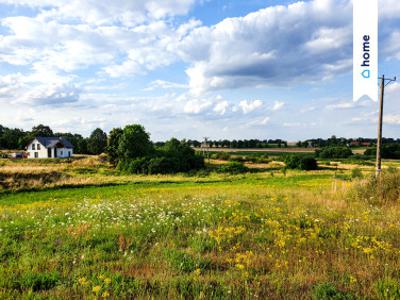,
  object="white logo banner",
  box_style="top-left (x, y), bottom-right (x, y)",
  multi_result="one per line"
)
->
top-left (353, 0), bottom-right (378, 102)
